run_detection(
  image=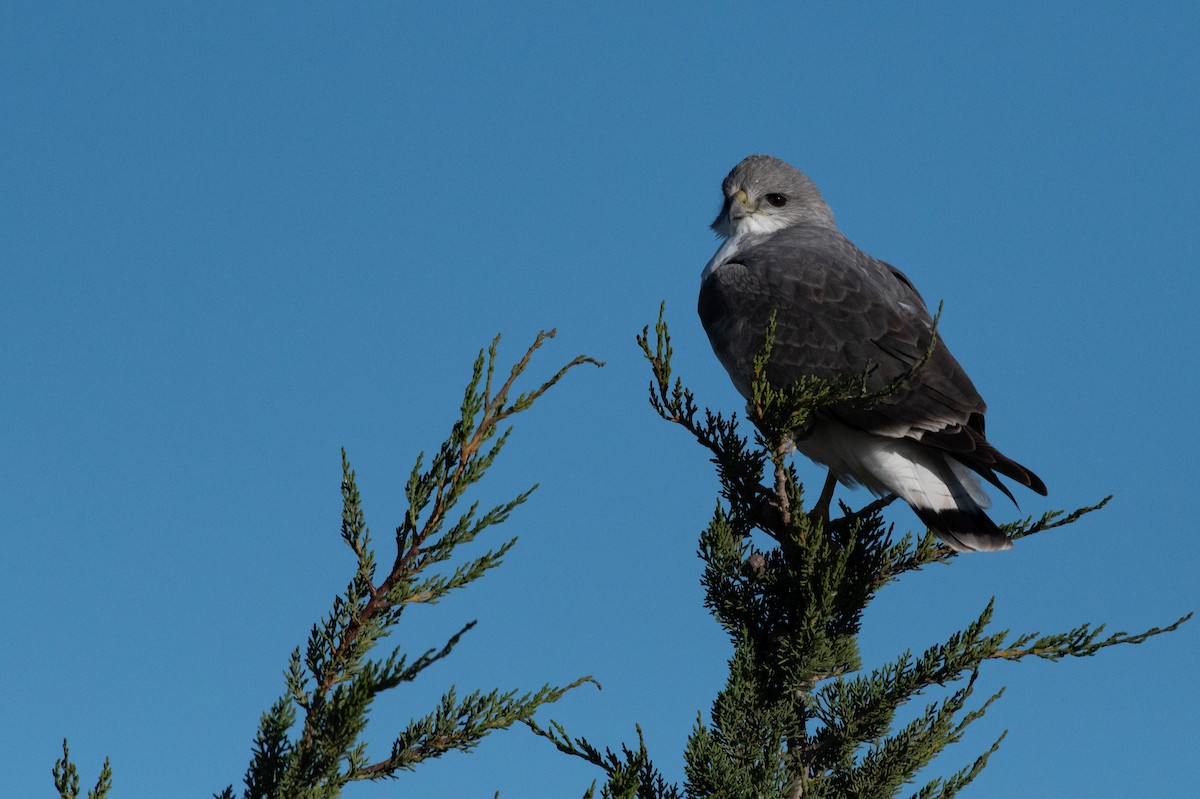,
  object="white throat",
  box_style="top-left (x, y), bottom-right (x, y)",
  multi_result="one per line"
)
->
top-left (701, 213), bottom-right (792, 282)
top-left (702, 236), bottom-right (740, 282)
top-left (700, 231), bottom-right (766, 283)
